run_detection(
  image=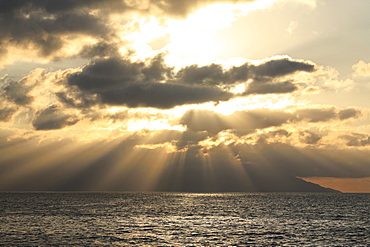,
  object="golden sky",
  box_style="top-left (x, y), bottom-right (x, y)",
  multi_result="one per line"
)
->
top-left (1, 0), bottom-right (370, 192)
